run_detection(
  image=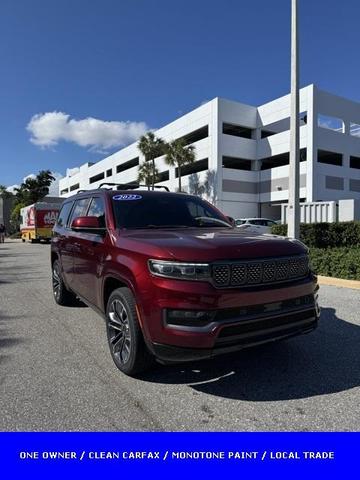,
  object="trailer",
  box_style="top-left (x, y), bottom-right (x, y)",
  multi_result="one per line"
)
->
top-left (20, 201), bottom-right (62, 243)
